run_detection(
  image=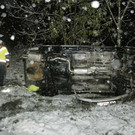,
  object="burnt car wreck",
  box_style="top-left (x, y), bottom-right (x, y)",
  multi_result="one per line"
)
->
top-left (23, 45), bottom-right (135, 104)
